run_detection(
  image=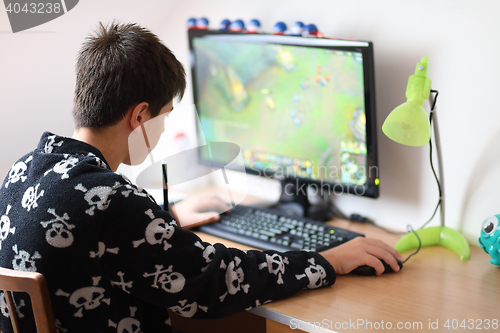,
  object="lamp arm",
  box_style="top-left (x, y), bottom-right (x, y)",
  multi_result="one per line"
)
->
top-left (394, 85), bottom-right (470, 261)
top-left (429, 90), bottom-right (445, 228)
